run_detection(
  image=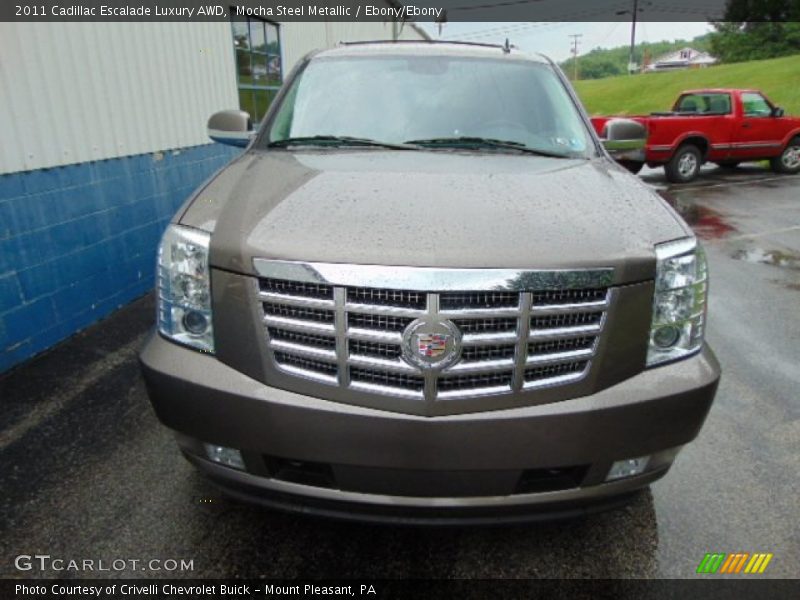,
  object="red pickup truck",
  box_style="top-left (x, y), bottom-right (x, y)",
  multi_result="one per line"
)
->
top-left (592, 89), bottom-right (800, 183)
